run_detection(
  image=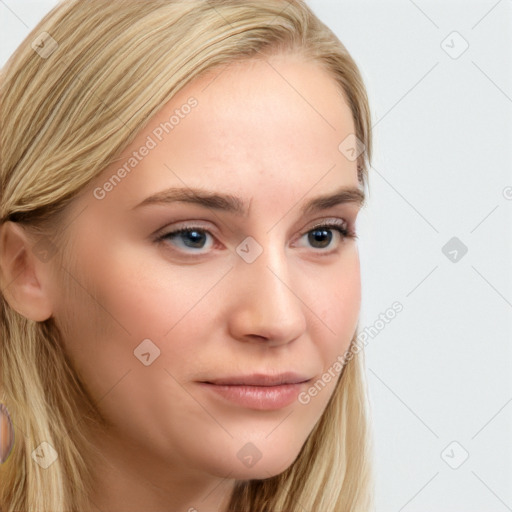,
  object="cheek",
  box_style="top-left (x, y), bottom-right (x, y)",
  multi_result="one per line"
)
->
top-left (98, 257), bottom-right (230, 345)
top-left (334, 246), bottom-right (361, 317)
top-left (335, 254), bottom-right (361, 327)
top-left (64, 246), bottom-right (226, 384)
top-left (312, 248), bottom-right (361, 361)
top-left (53, 251), bottom-right (212, 438)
